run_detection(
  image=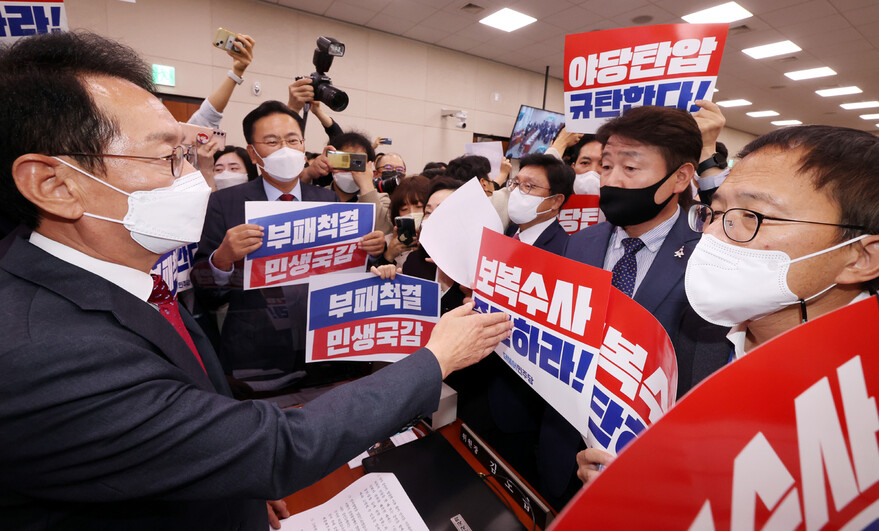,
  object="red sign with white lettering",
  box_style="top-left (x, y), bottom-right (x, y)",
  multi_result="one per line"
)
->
top-left (550, 297), bottom-right (879, 530)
